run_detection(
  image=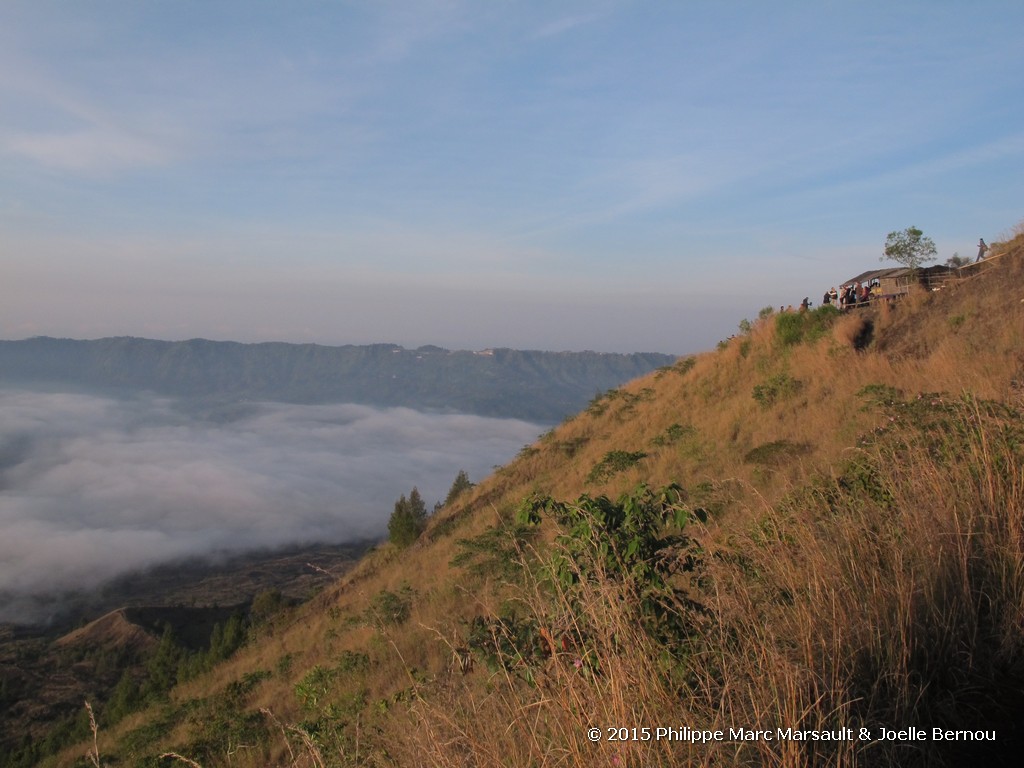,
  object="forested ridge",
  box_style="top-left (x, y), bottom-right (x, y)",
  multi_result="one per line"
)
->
top-left (0, 337), bottom-right (674, 421)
